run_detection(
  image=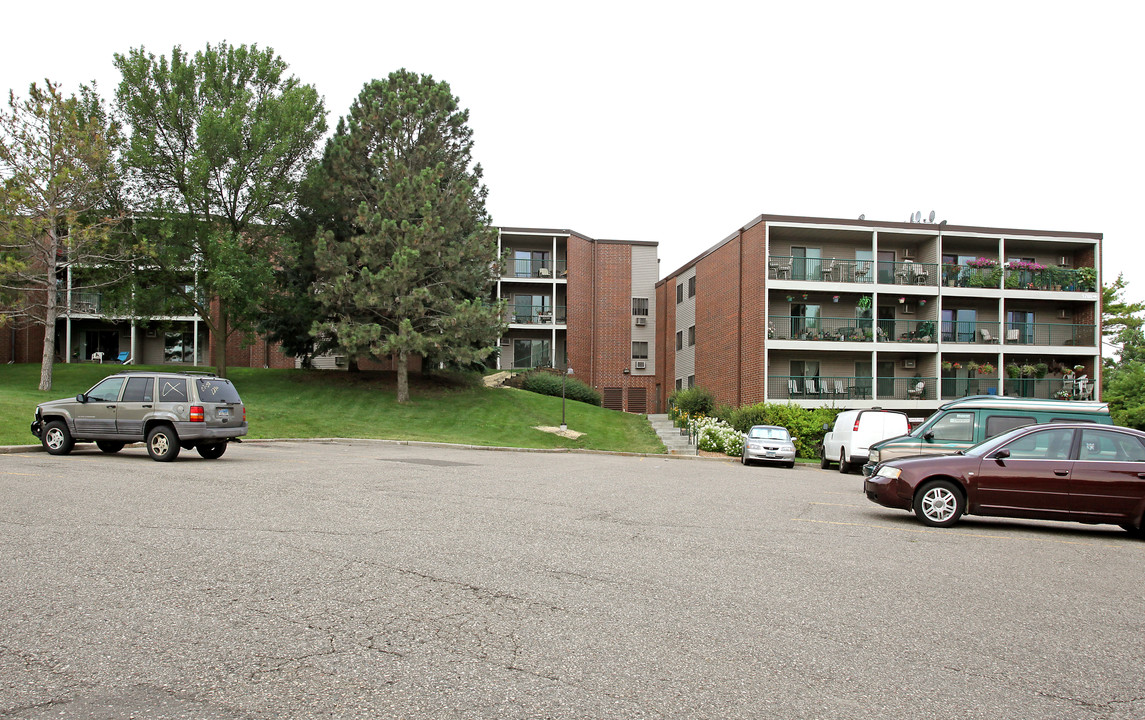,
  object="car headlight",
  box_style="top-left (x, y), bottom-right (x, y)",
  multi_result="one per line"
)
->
top-left (875, 466), bottom-right (902, 480)
top-left (870, 448), bottom-right (881, 463)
